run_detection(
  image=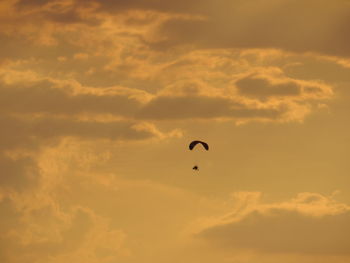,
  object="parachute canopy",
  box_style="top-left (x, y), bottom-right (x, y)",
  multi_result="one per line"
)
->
top-left (189, 140), bottom-right (209, 151)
